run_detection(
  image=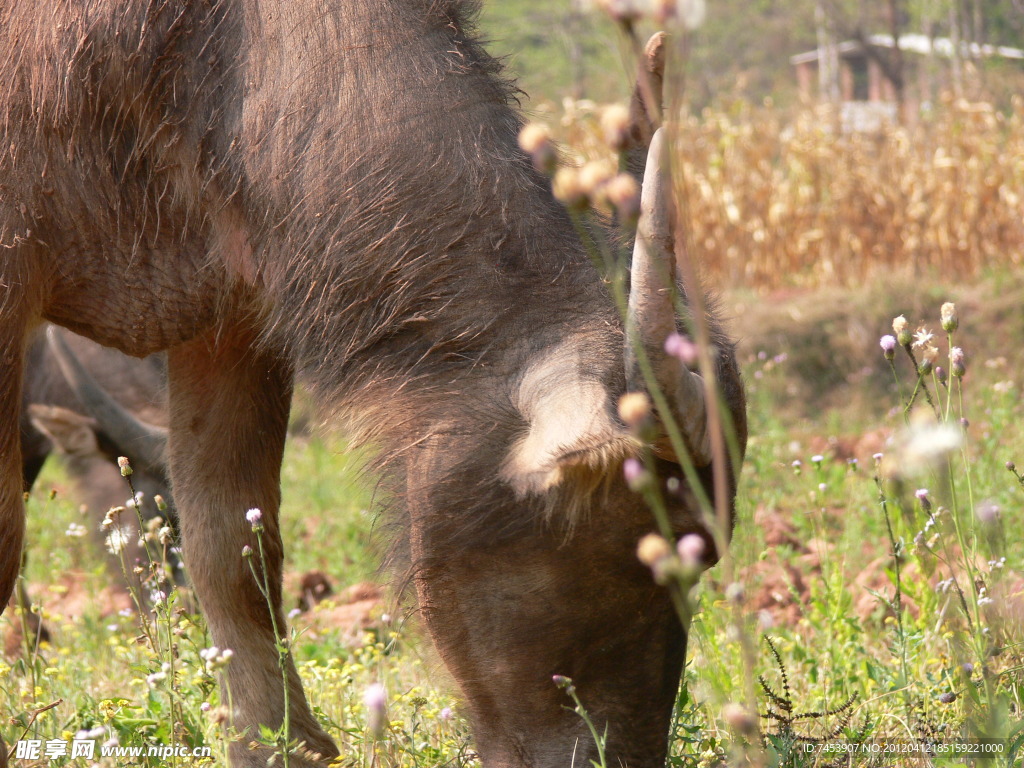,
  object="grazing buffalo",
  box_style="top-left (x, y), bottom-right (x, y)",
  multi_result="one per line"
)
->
top-left (17, 326), bottom-right (175, 618)
top-left (0, 3), bottom-right (746, 766)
